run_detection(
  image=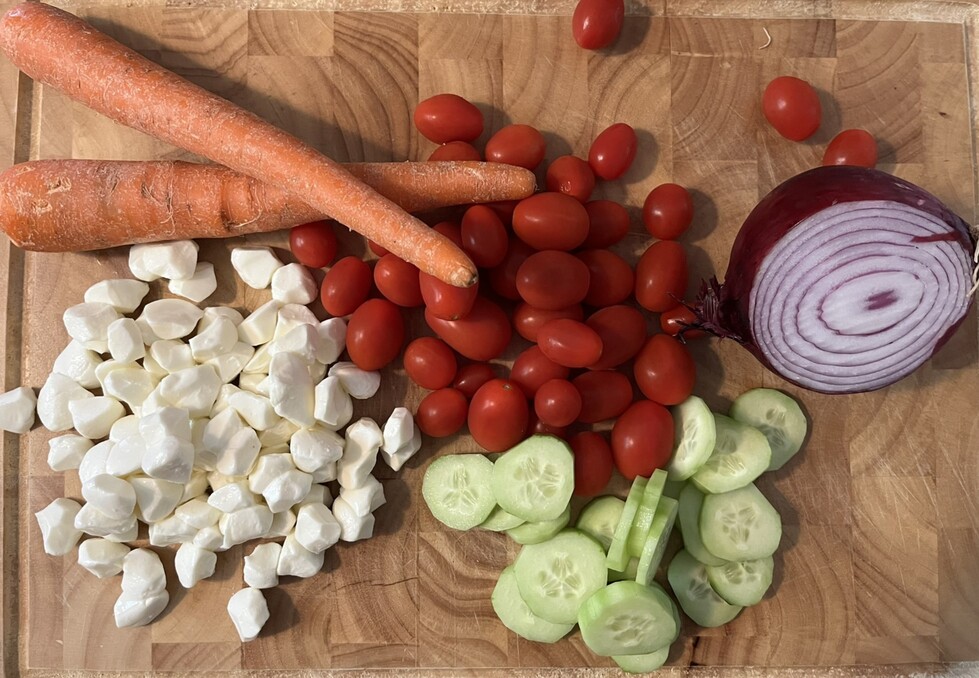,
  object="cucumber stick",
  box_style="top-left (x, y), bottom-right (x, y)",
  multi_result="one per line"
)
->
top-left (607, 477), bottom-right (647, 571)
top-left (635, 496), bottom-right (678, 586)
top-left (492, 565), bottom-right (574, 643)
top-left (422, 454), bottom-right (496, 530)
top-left (667, 396), bottom-right (716, 480)
top-left (626, 470), bottom-right (668, 558)
top-left (578, 580), bottom-right (679, 657)
top-left (729, 388), bottom-right (808, 471)
top-left (691, 414), bottom-right (770, 494)
top-left (492, 436), bottom-right (574, 522)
